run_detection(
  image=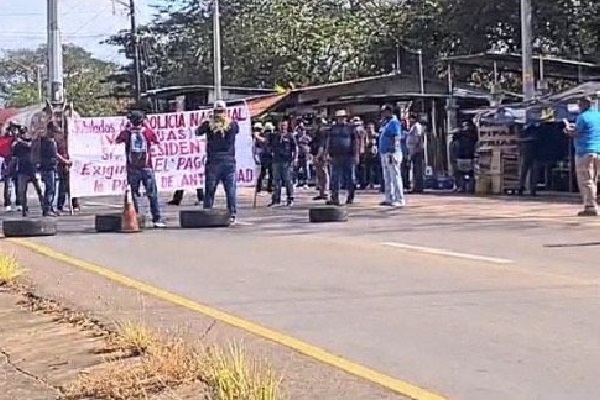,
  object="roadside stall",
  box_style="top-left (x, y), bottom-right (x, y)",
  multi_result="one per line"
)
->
top-left (472, 107), bottom-right (521, 195)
